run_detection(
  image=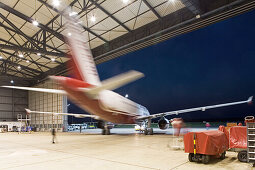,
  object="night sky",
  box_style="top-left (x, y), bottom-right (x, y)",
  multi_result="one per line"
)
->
top-left (68, 10), bottom-right (255, 124)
